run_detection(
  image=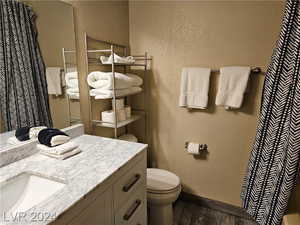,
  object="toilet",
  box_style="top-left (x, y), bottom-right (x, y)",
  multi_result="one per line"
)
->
top-left (147, 168), bottom-right (181, 225)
